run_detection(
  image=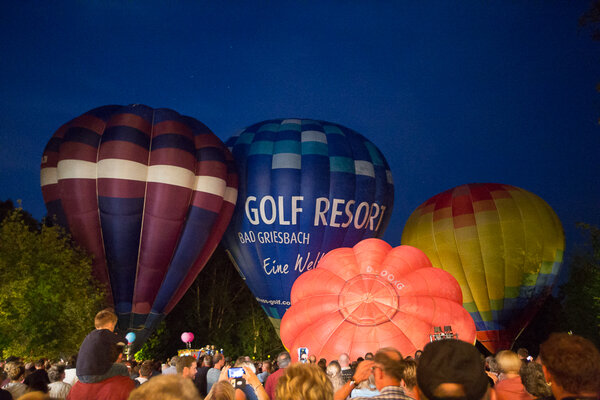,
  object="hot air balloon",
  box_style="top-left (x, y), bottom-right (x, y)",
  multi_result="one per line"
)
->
top-left (40, 104), bottom-right (238, 346)
top-left (280, 238), bottom-right (476, 361)
top-left (222, 119), bottom-right (394, 334)
top-left (401, 183), bottom-right (564, 353)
